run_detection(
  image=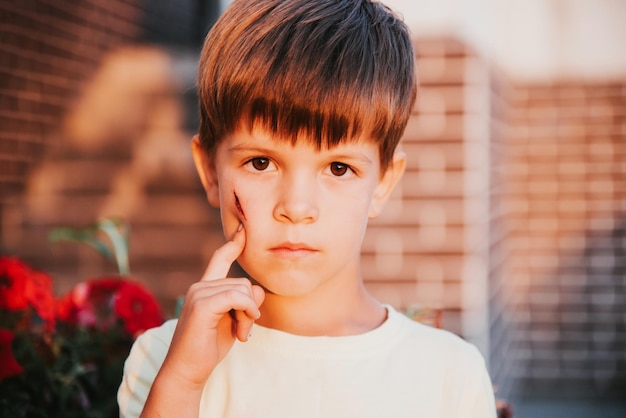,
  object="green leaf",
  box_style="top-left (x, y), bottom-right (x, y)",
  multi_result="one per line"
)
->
top-left (48, 217), bottom-right (132, 276)
top-left (49, 228), bottom-right (114, 261)
top-left (97, 218), bottom-right (131, 276)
